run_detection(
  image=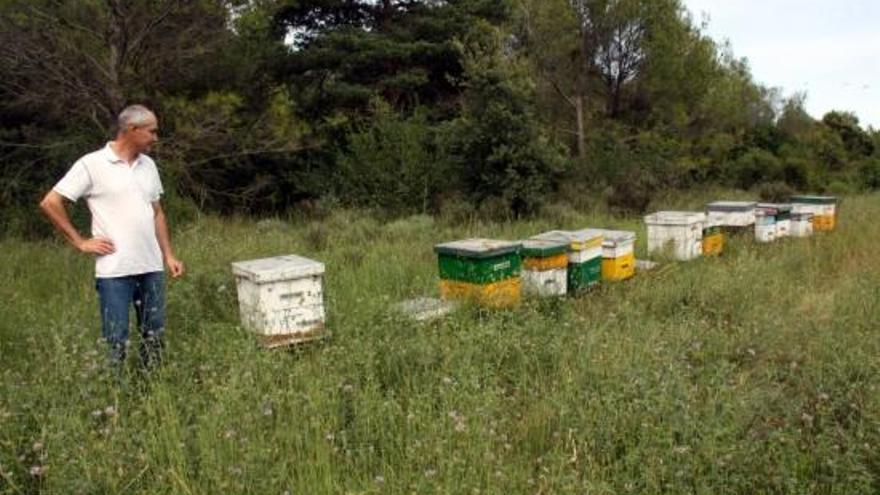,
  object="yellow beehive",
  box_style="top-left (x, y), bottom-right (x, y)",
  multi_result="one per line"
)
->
top-left (591, 229), bottom-right (636, 281)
